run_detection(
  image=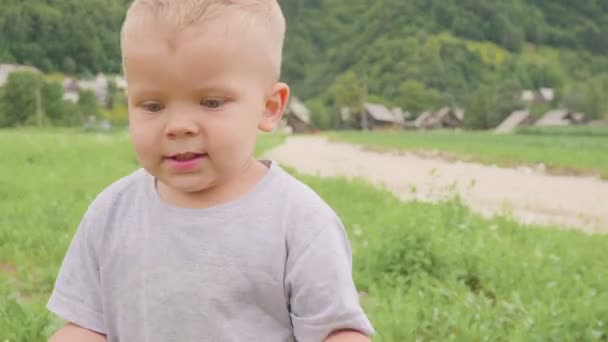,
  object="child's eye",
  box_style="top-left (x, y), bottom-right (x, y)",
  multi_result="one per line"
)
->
top-left (141, 102), bottom-right (165, 113)
top-left (201, 98), bottom-right (225, 109)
